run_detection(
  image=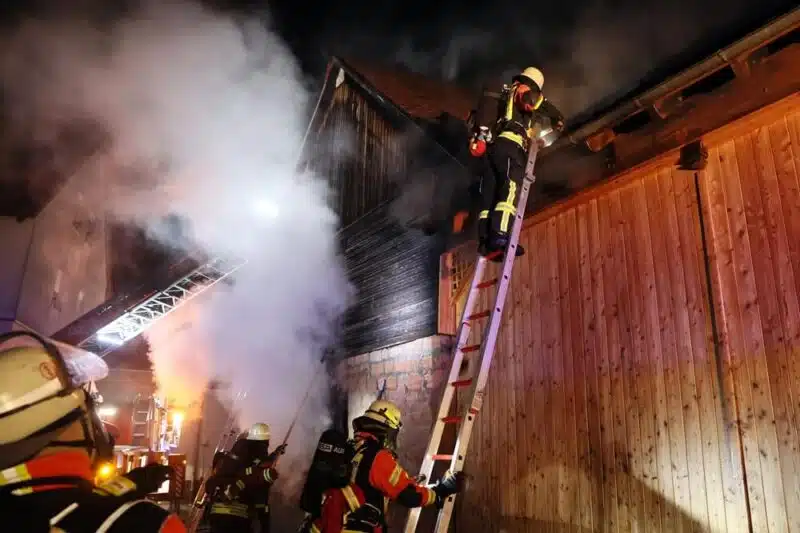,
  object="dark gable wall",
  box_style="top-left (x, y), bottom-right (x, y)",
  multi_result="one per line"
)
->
top-left (309, 70), bottom-right (461, 355)
top-left (341, 204), bottom-right (443, 354)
